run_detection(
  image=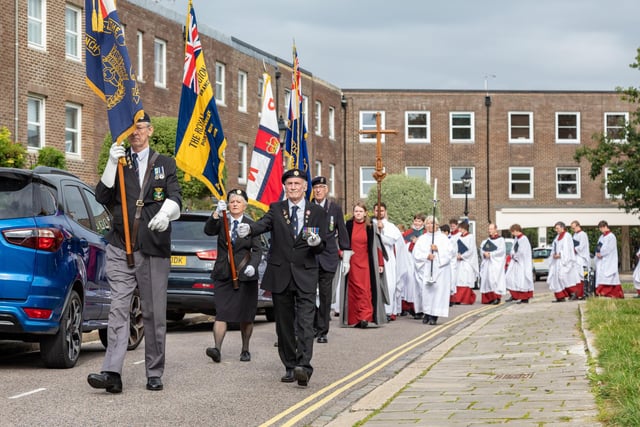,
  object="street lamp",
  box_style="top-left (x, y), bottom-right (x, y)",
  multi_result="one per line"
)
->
top-left (462, 168), bottom-right (472, 218)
